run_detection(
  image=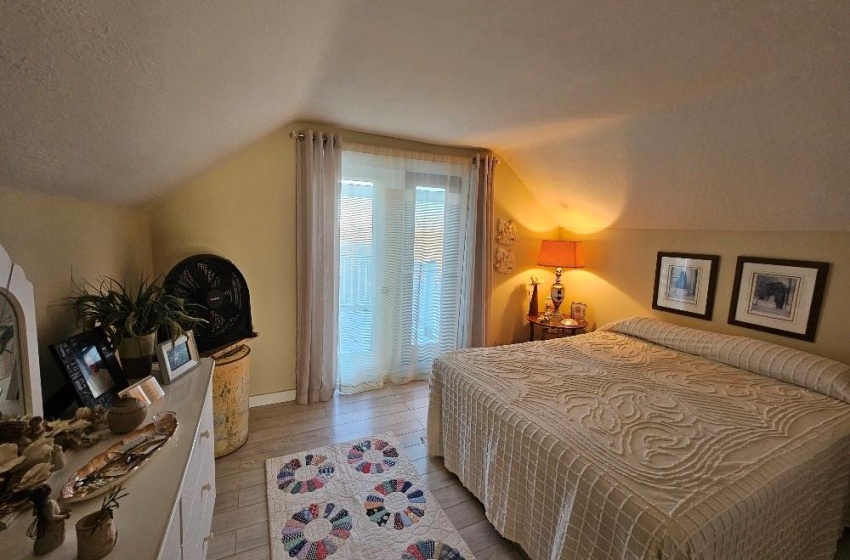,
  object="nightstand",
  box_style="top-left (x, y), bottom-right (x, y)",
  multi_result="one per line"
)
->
top-left (526, 315), bottom-right (587, 341)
